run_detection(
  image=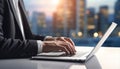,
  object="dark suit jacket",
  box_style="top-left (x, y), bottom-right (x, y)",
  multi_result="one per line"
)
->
top-left (0, 0), bottom-right (45, 58)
